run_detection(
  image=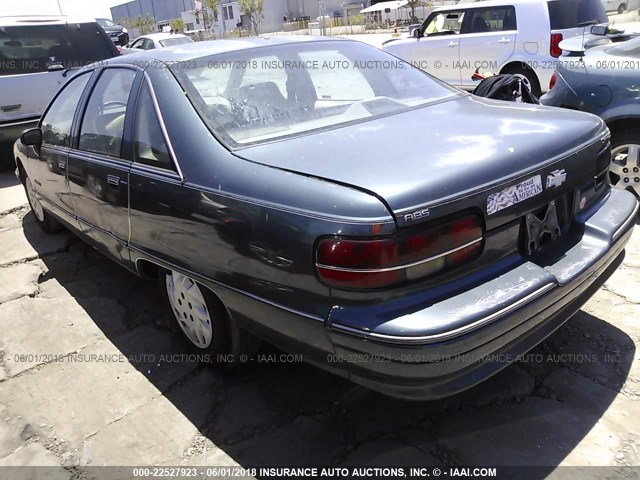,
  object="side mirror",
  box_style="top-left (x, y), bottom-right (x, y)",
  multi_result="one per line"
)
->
top-left (412, 27), bottom-right (422, 38)
top-left (21, 128), bottom-right (42, 147)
